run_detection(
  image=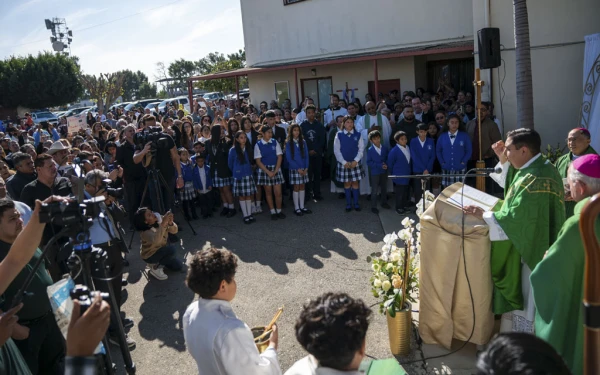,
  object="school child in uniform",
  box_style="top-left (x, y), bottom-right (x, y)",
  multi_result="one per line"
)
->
top-left (410, 122), bottom-right (436, 202)
top-left (327, 115), bottom-right (345, 197)
top-left (435, 114), bottom-right (472, 189)
top-left (192, 153), bottom-right (216, 219)
top-left (366, 130), bottom-right (390, 214)
top-left (387, 131), bottom-right (412, 215)
top-left (205, 125), bottom-right (236, 218)
top-left (254, 125), bottom-right (286, 220)
top-left (178, 147), bottom-right (198, 220)
top-left (228, 130), bottom-right (257, 224)
top-left (333, 115), bottom-right (365, 212)
top-left (285, 123), bottom-right (312, 216)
